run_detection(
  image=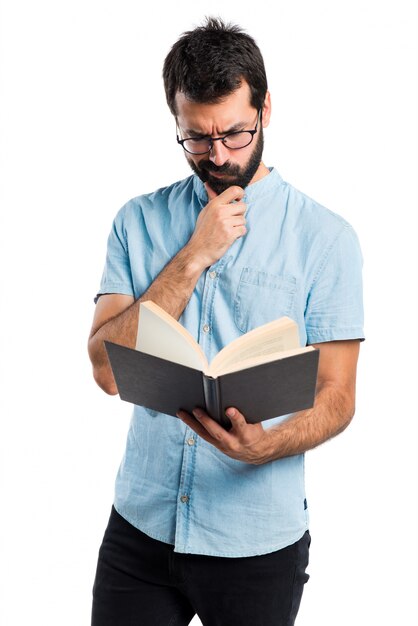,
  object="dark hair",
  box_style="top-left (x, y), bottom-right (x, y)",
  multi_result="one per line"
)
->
top-left (163, 17), bottom-right (268, 115)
